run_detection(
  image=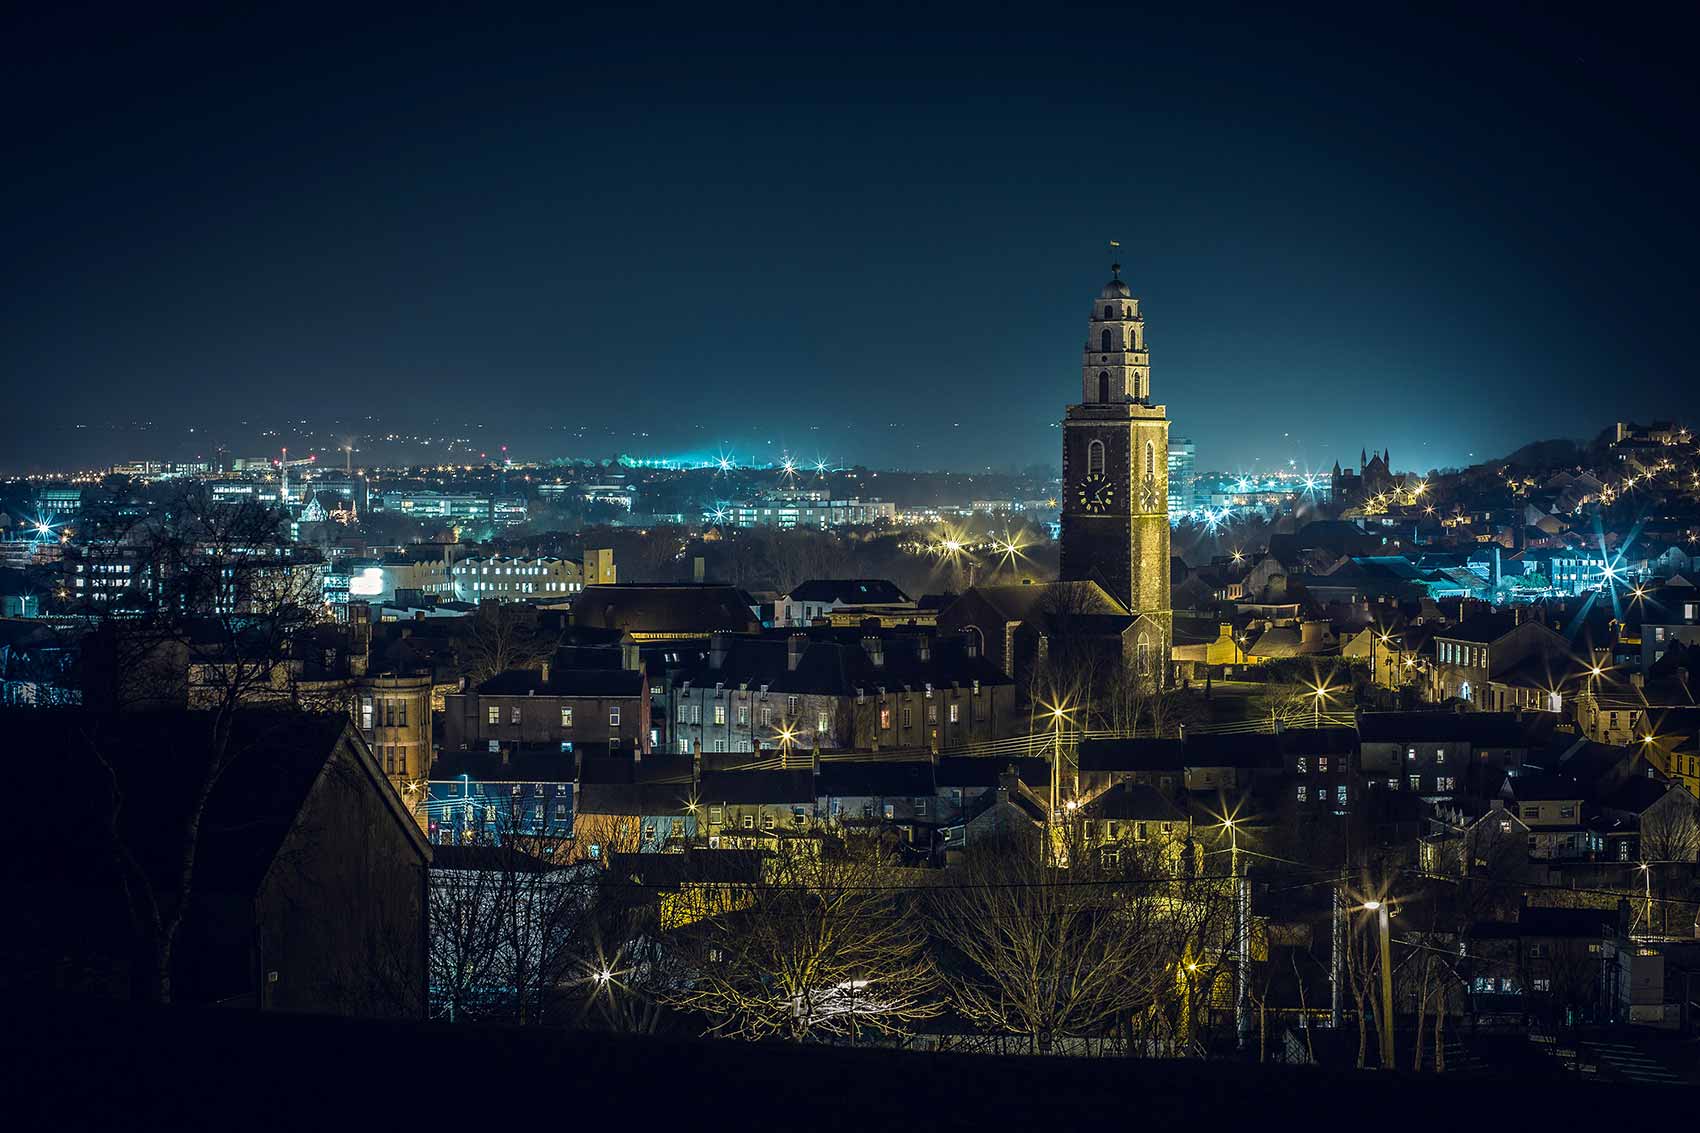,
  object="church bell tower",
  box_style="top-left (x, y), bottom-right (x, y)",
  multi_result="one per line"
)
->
top-left (1059, 262), bottom-right (1172, 682)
